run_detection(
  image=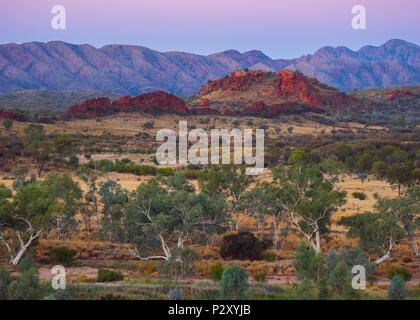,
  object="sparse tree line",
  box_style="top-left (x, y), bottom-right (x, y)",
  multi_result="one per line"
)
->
top-left (0, 123), bottom-right (132, 174)
top-left (0, 149), bottom-right (418, 269)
